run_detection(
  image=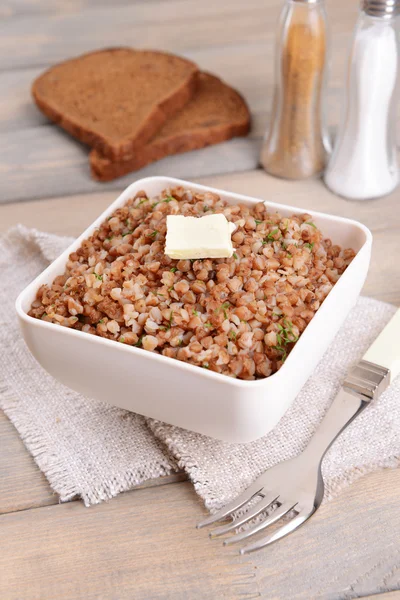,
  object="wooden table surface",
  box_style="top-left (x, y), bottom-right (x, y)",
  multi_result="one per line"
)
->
top-left (1, 1), bottom-right (400, 599)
